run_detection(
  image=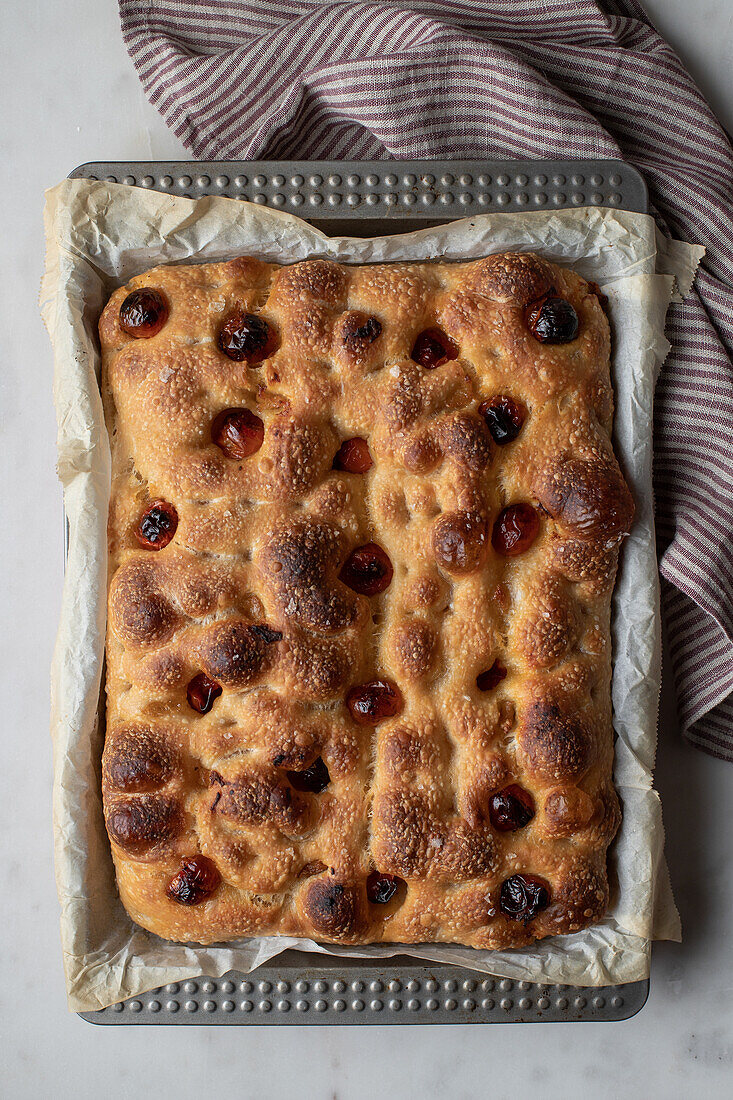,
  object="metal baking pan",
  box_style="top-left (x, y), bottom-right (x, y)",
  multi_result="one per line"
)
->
top-left (69, 158), bottom-right (649, 1025)
top-left (69, 158), bottom-right (647, 236)
top-left (82, 954), bottom-right (647, 1025)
